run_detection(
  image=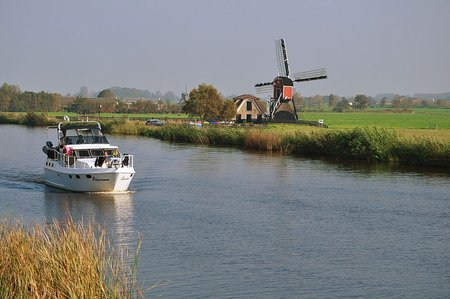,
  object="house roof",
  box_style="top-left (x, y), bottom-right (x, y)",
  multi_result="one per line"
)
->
top-left (233, 94), bottom-right (267, 113)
